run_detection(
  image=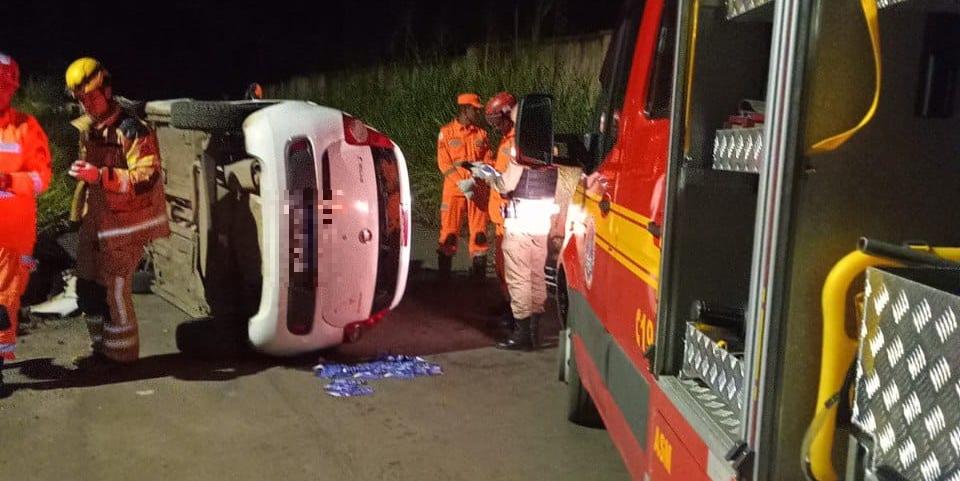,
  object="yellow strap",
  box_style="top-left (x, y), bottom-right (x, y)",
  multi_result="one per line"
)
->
top-left (682, 0), bottom-right (701, 156)
top-left (69, 181), bottom-right (87, 223)
top-left (809, 0), bottom-right (881, 154)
